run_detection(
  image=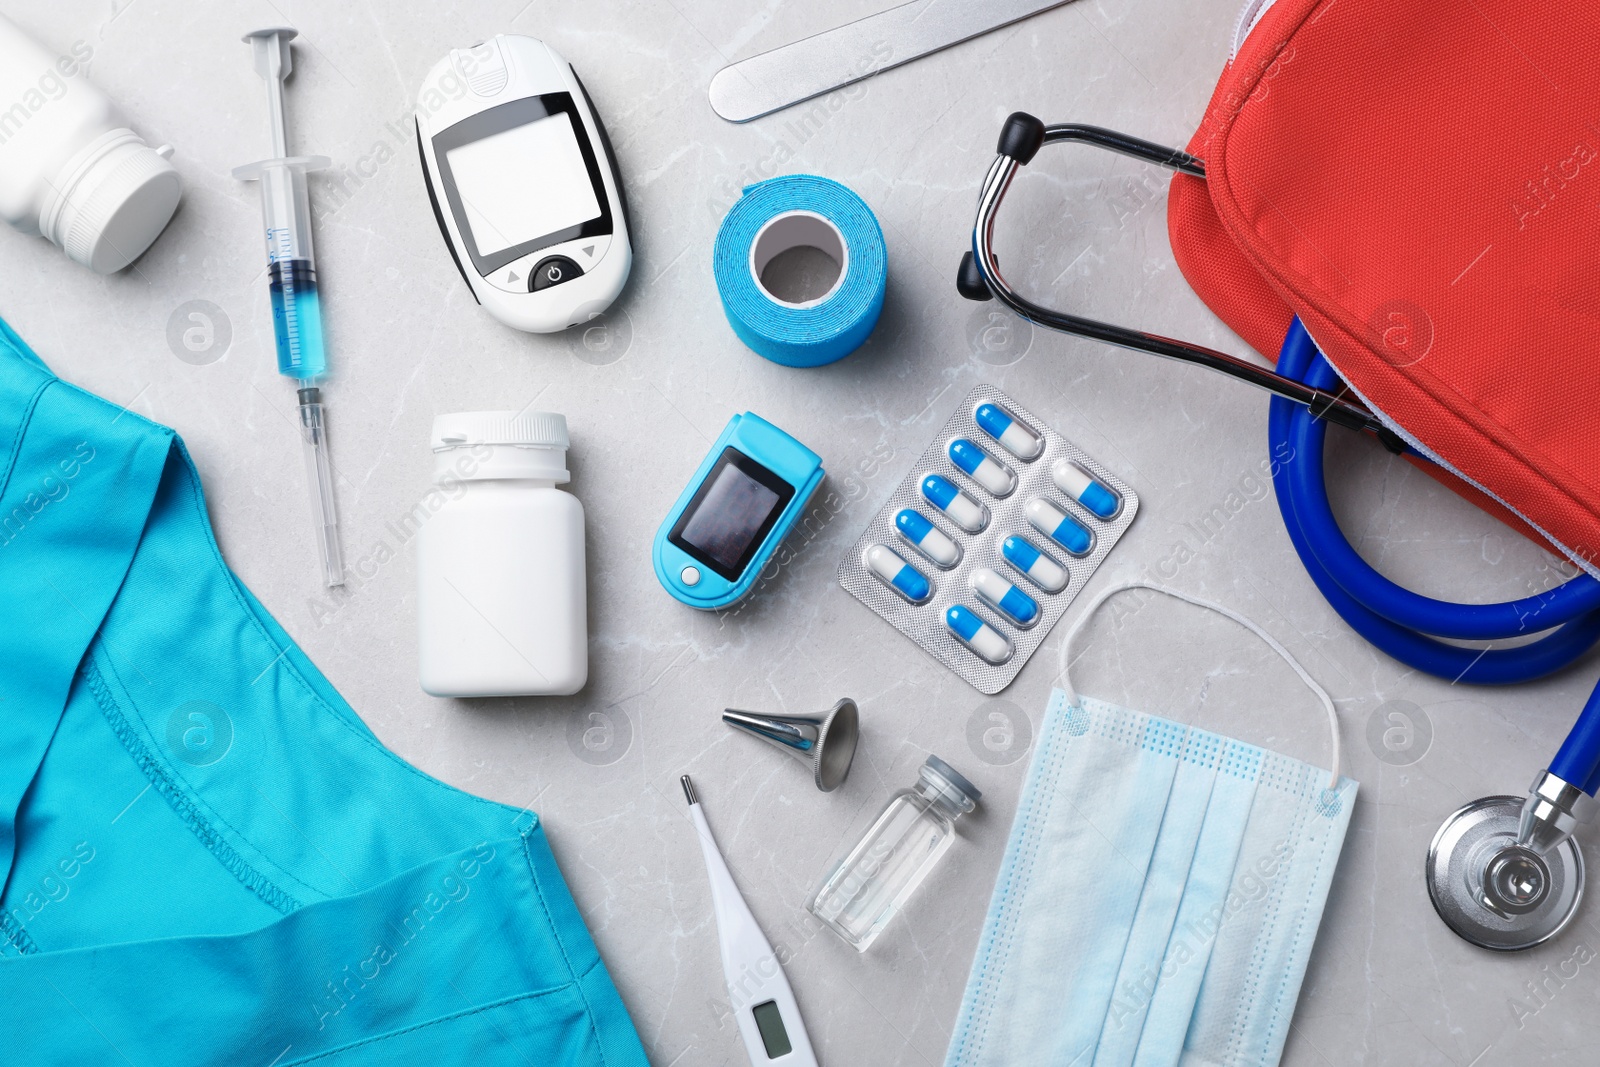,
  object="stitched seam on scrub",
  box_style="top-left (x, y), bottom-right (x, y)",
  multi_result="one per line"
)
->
top-left (161, 442), bottom-right (524, 828)
top-left (95, 437), bottom-right (518, 902)
top-left (0, 375), bottom-right (52, 504)
top-left (280, 983), bottom-right (591, 1067)
top-left (520, 829), bottom-right (612, 1067)
top-left (0, 909), bottom-right (39, 955)
top-left (93, 434), bottom-right (527, 903)
top-left (953, 690), bottom-right (1070, 1063)
top-left (85, 661), bottom-right (303, 914)
top-left (87, 640), bottom-right (333, 904)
